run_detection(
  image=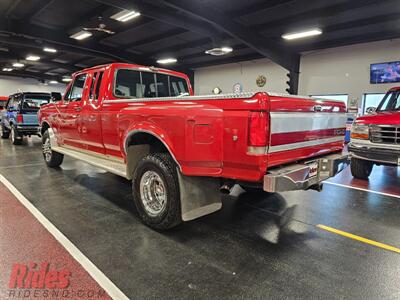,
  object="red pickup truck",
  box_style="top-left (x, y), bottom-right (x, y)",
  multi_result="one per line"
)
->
top-left (38, 63), bottom-right (348, 229)
top-left (349, 87), bottom-right (400, 179)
